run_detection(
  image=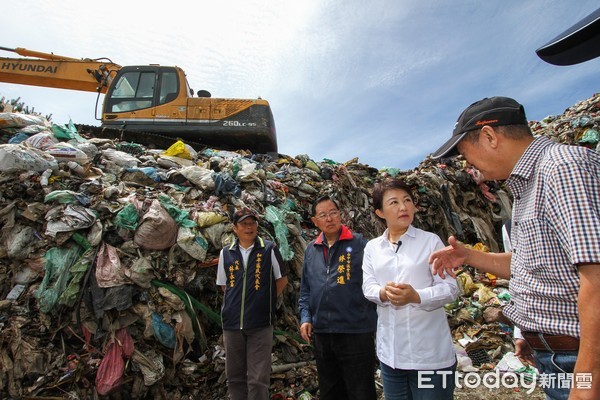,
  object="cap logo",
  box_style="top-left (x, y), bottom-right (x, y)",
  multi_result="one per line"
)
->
top-left (475, 119), bottom-right (499, 126)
